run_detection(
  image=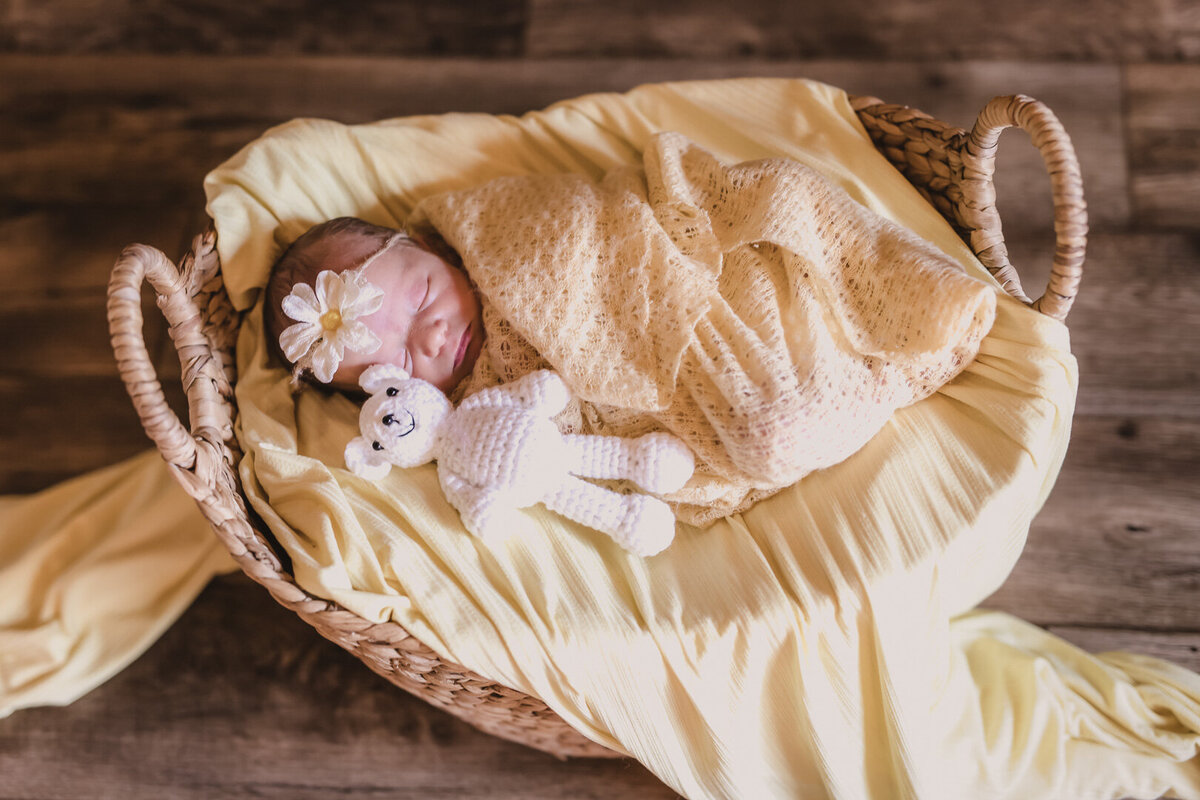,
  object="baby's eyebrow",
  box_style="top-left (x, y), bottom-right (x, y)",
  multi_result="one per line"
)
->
top-left (390, 249), bottom-right (427, 303)
top-left (393, 272), bottom-right (422, 316)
